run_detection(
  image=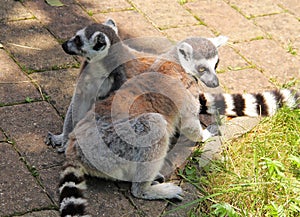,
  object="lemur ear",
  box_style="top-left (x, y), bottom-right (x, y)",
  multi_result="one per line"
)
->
top-left (208, 35), bottom-right (228, 48)
top-left (177, 42), bottom-right (193, 62)
top-left (104, 18), bottom-right (118, 34)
